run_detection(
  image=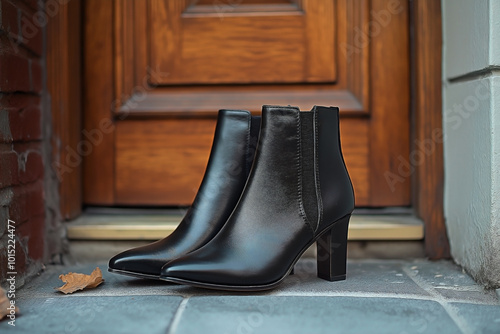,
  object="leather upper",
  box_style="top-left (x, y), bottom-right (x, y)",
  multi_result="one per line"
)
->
top-left (161, 105), bottom-right (355, 287)
top-left (108, 110), bottom-right (259, 276)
